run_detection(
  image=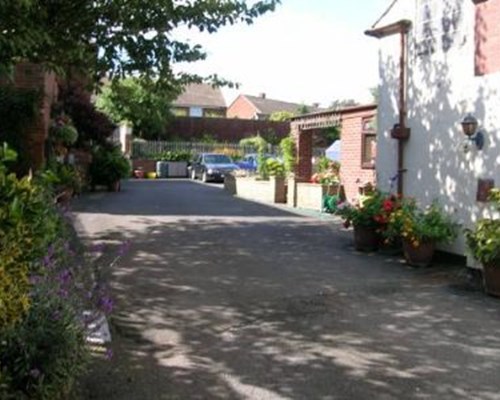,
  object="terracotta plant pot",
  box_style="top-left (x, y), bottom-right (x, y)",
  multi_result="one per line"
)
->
top-left (482, 260), bottom-right (500, 297)
top-left (353, 225), bottom-right (380, 252)
top-left (108, 180), bottom-right (121, 192)
top-left (134, 169), bottom-right (145, 179)
top-left (402, 239), bottom-right (435, 267)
